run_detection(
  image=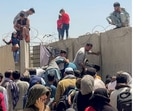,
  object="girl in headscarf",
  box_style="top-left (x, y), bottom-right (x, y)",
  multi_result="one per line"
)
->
top-left (24, 84), bottom-right (51, 111)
